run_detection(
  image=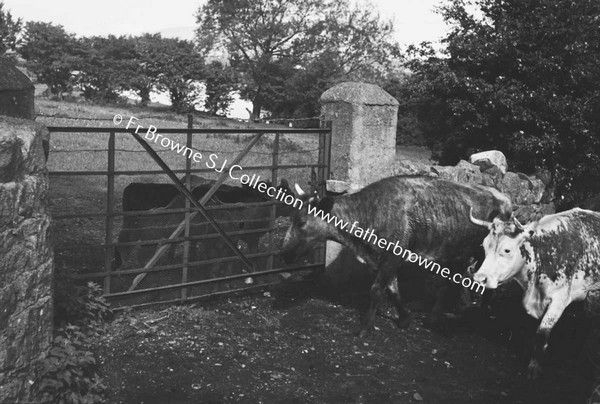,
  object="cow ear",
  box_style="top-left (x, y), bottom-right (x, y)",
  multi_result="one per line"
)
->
top-left (318, 196), bottom-right (335, 213)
